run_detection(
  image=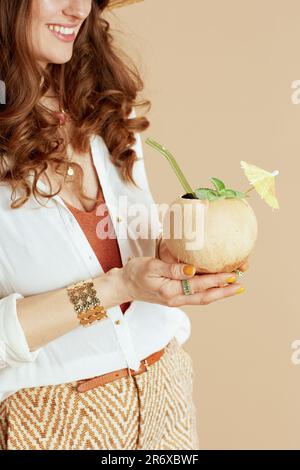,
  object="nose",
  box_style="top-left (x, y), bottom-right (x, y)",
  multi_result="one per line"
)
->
top-left (62, 0), bottom-right (92, 21)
